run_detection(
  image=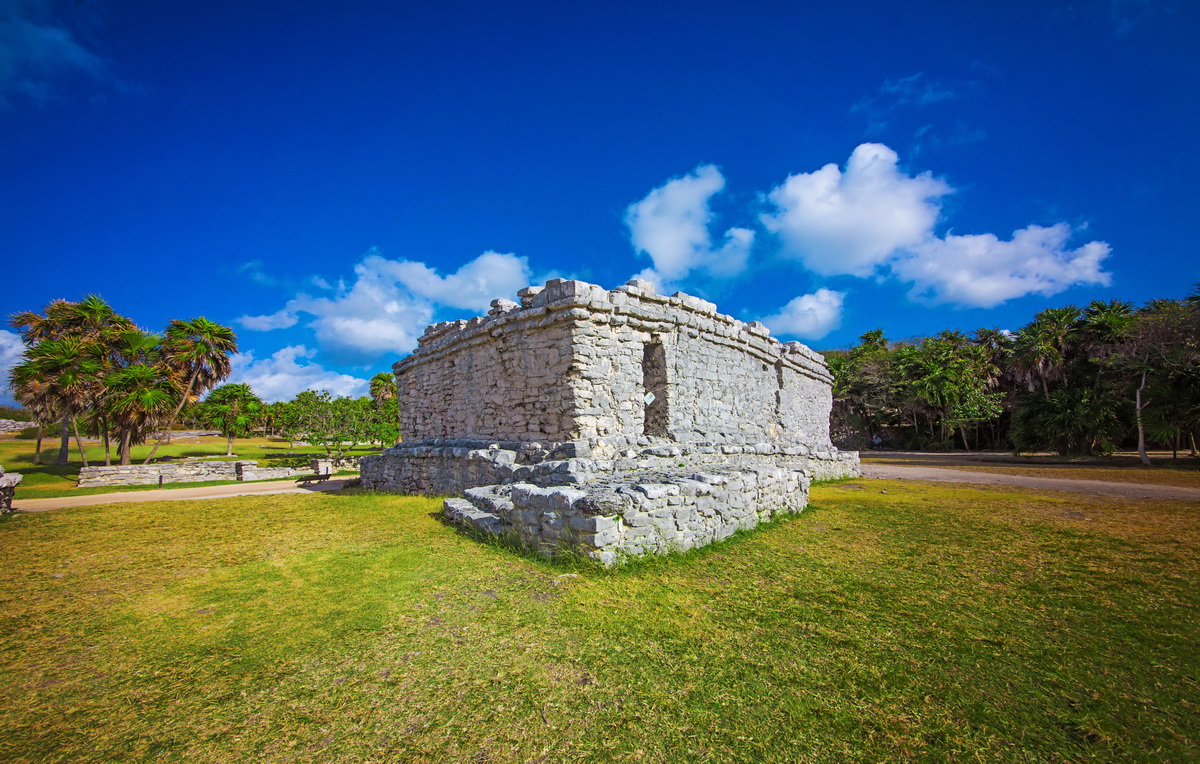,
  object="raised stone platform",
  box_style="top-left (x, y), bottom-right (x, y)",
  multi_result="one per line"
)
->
top-left (442, 465), bottom-right (811, 566)
top-left (361, 437), bottom-right (858, 495)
